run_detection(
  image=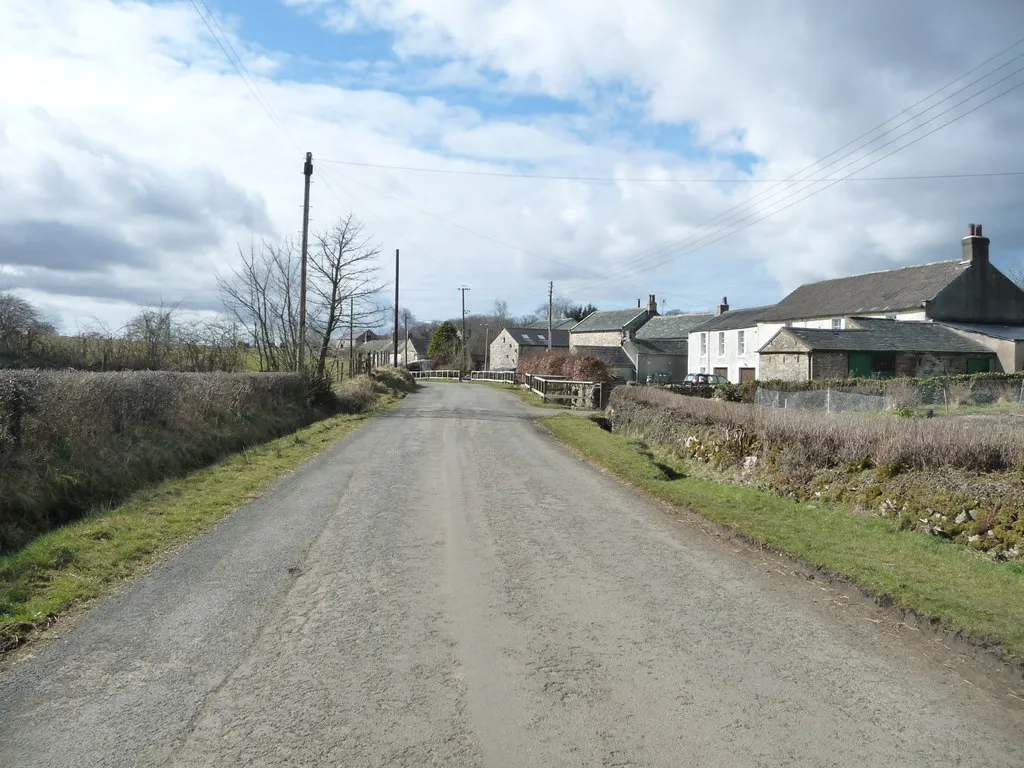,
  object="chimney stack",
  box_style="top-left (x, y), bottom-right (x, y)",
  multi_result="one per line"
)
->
top-left (637, 298), bottom-right (641, 308)
top-left (648, 294), bottom-right (658, 314)
top-left (962, 223), bottom-right (990, 266)
top-left (717, 296), bottom-right (730, 315)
